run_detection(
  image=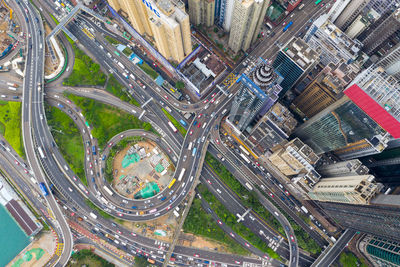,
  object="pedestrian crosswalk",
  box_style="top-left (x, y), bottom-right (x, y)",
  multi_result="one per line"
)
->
top-left (55, 243), bottom-right (64, 256)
